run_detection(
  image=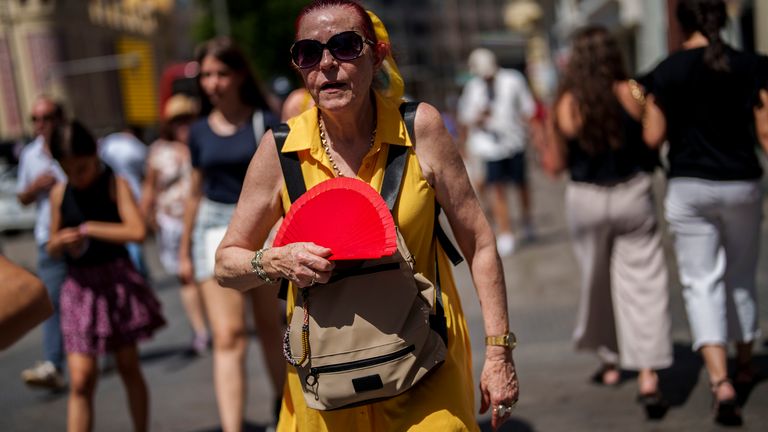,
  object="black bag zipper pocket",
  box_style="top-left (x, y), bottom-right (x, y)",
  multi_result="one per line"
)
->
top-left (306, 345), bottom-right (415, 385)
